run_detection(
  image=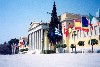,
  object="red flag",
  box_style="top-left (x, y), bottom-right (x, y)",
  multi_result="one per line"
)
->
top-left (88, 21), bottom-right (93, 30)
top-left (64, 28), bottom-right (69, 37)
top-left (82, 28), bottom-right (89, 32)
top-left (20, 42), bottom-right (24, 47)
top-left (68, 23), bottom-right (73, 29)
